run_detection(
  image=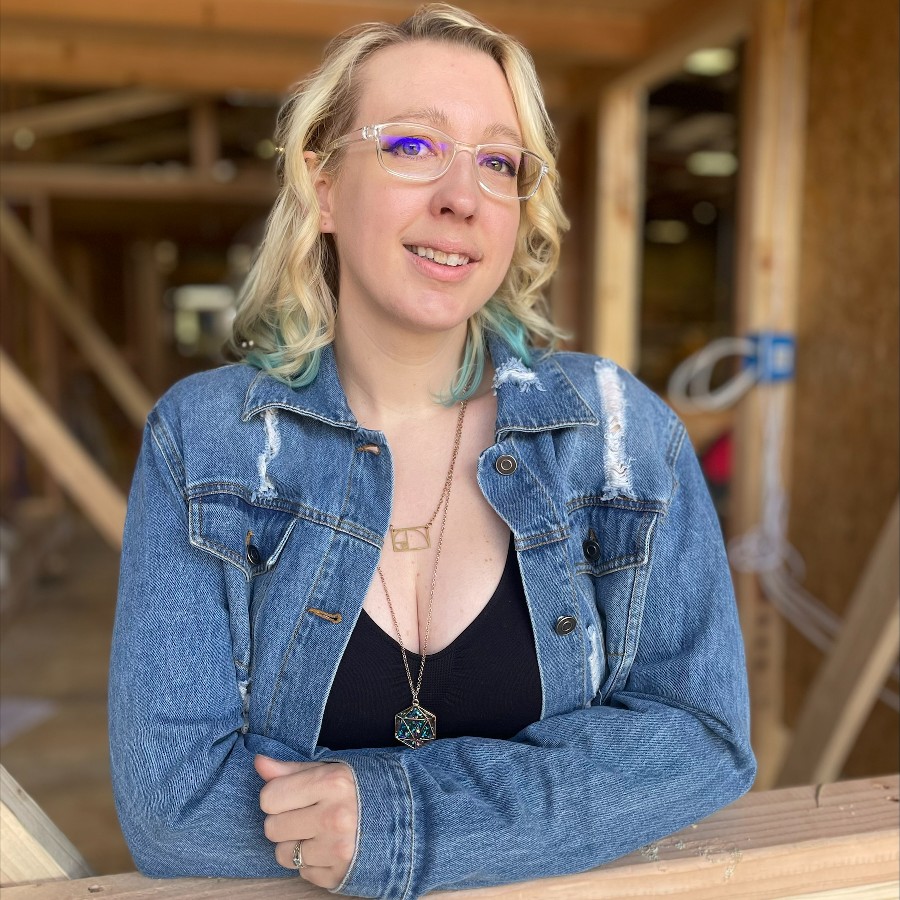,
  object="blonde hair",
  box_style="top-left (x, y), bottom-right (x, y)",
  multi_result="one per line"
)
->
top-left (230, 2), bottom-right (569, 399)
